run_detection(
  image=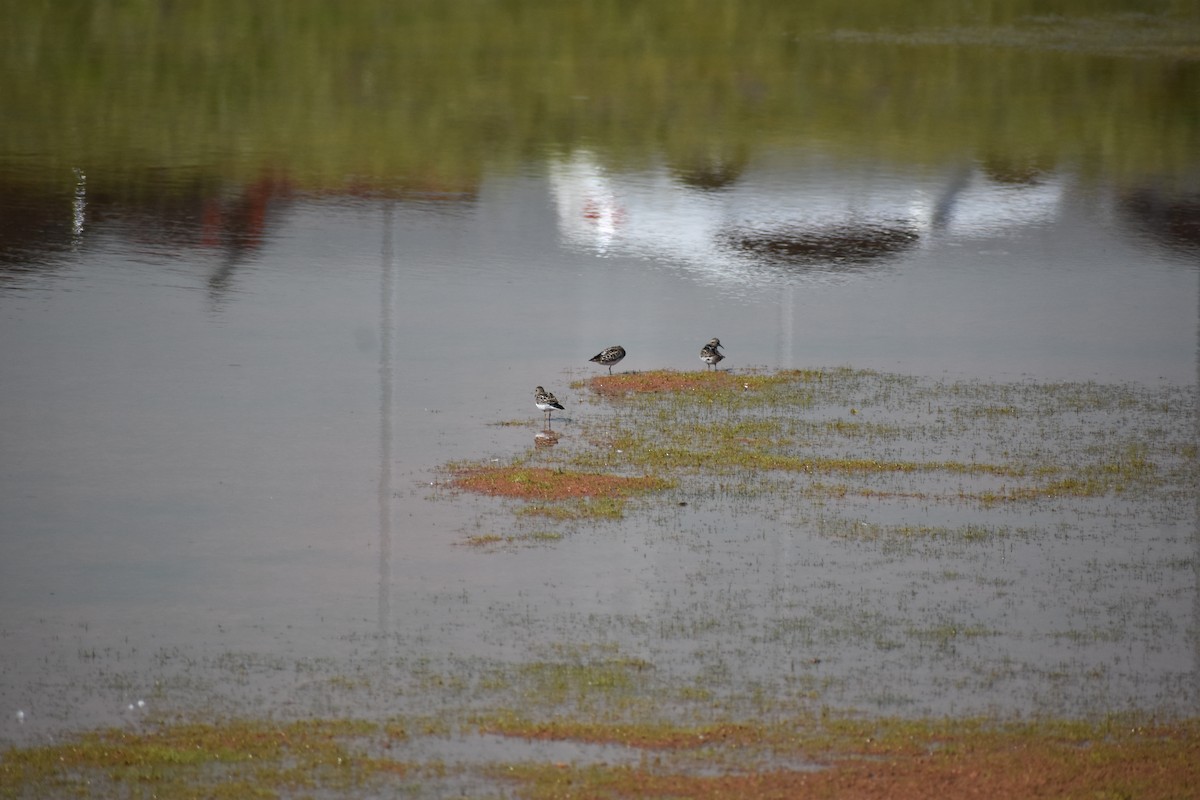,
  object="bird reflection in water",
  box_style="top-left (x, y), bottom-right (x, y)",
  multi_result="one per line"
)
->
top-left (534, 429), bottom-right (561, 448)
